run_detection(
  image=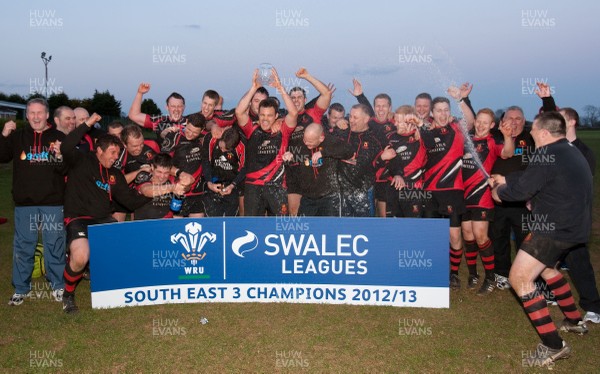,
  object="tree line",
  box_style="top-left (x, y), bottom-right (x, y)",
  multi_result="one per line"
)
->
top-left (0, 90), bottom-right (161, 125)
top-left (2, 90), bottom-right (600, 127)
